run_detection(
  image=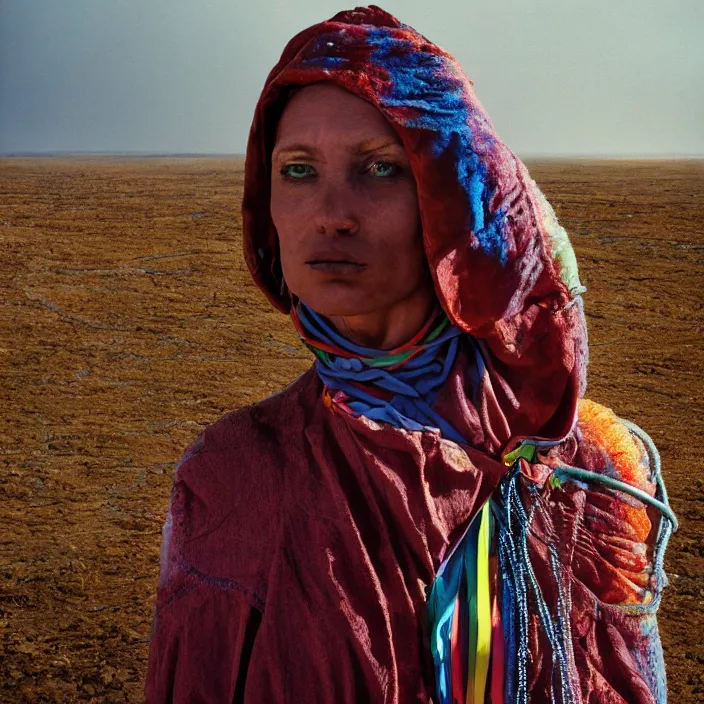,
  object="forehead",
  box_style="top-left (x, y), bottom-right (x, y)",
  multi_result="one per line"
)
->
top-left (274, 83), bottom-right (401, 147)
